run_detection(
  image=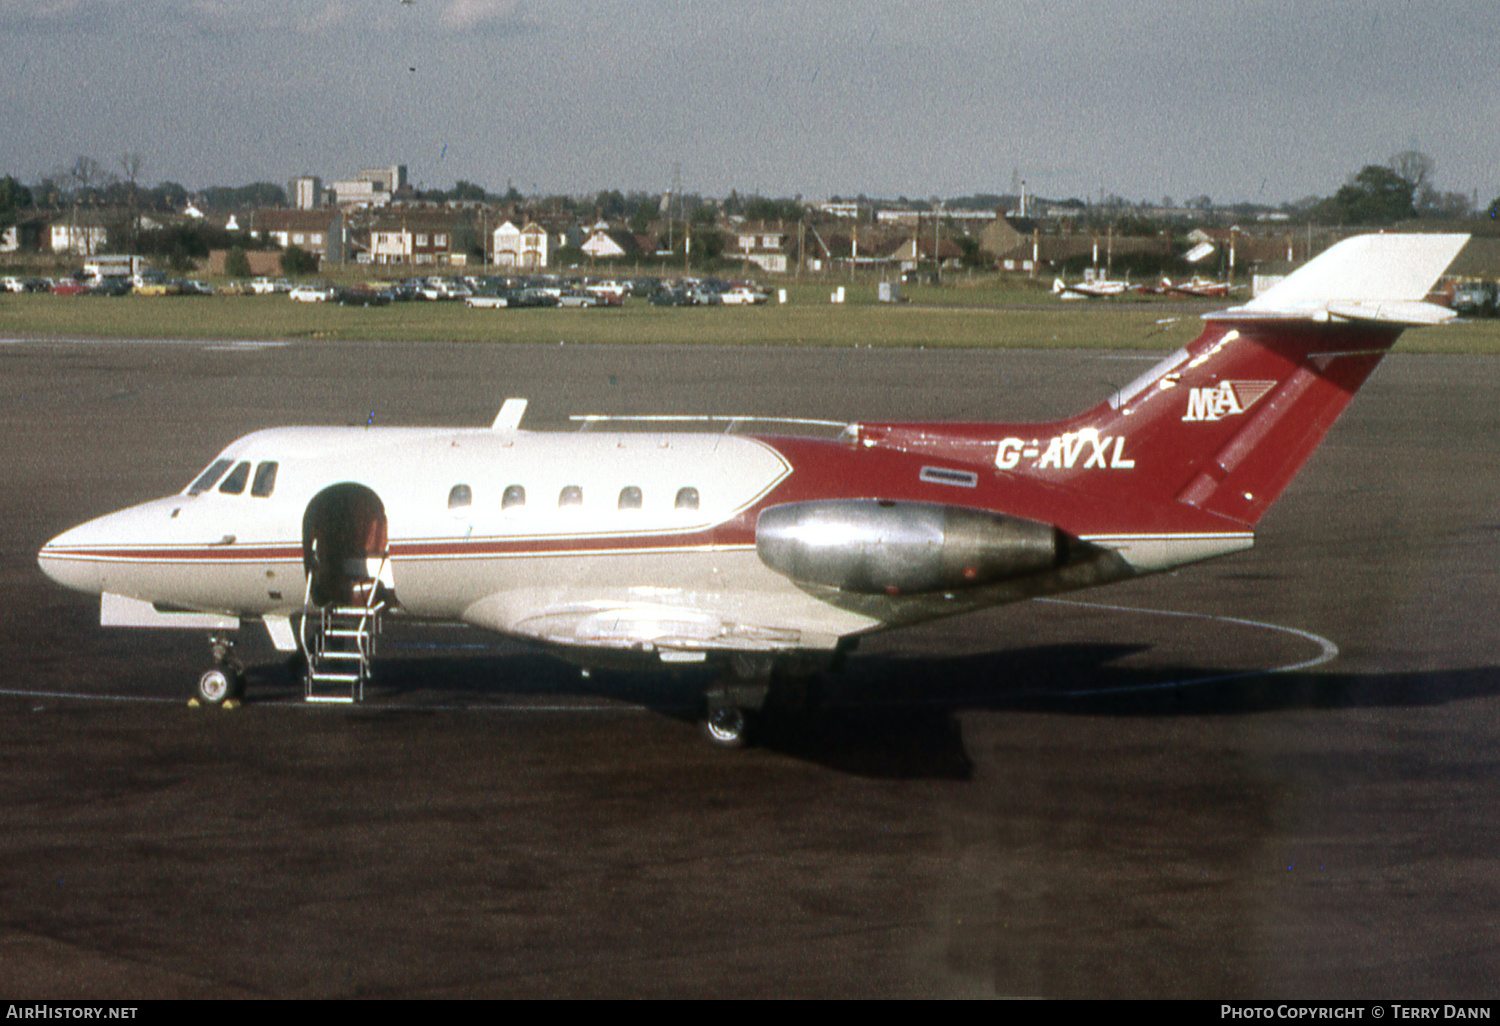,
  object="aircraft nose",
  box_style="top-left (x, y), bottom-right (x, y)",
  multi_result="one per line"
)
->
top-left (37, 522), bottom-right (106, 594)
